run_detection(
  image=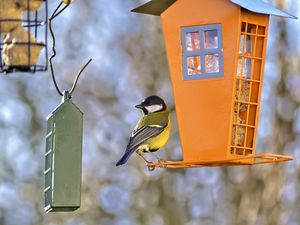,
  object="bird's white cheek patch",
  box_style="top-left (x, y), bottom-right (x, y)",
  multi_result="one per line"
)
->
top-left (145, 104), bottom-right (163, 113)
